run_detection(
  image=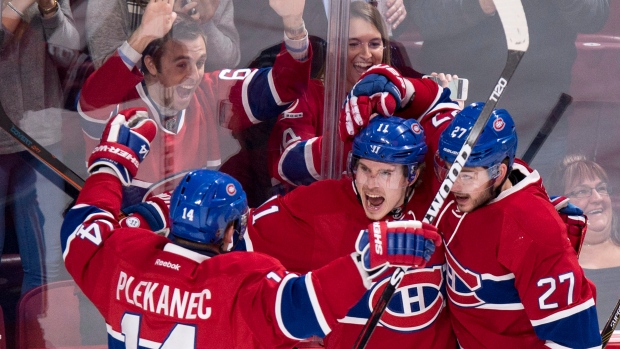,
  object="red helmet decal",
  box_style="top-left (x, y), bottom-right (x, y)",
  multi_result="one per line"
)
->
top-left (411, 124), bottom-right (422, 134)
top-left (226, 183), bottom-right (236, 196)
top-left (493, 118), bottom-right (506, 131)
